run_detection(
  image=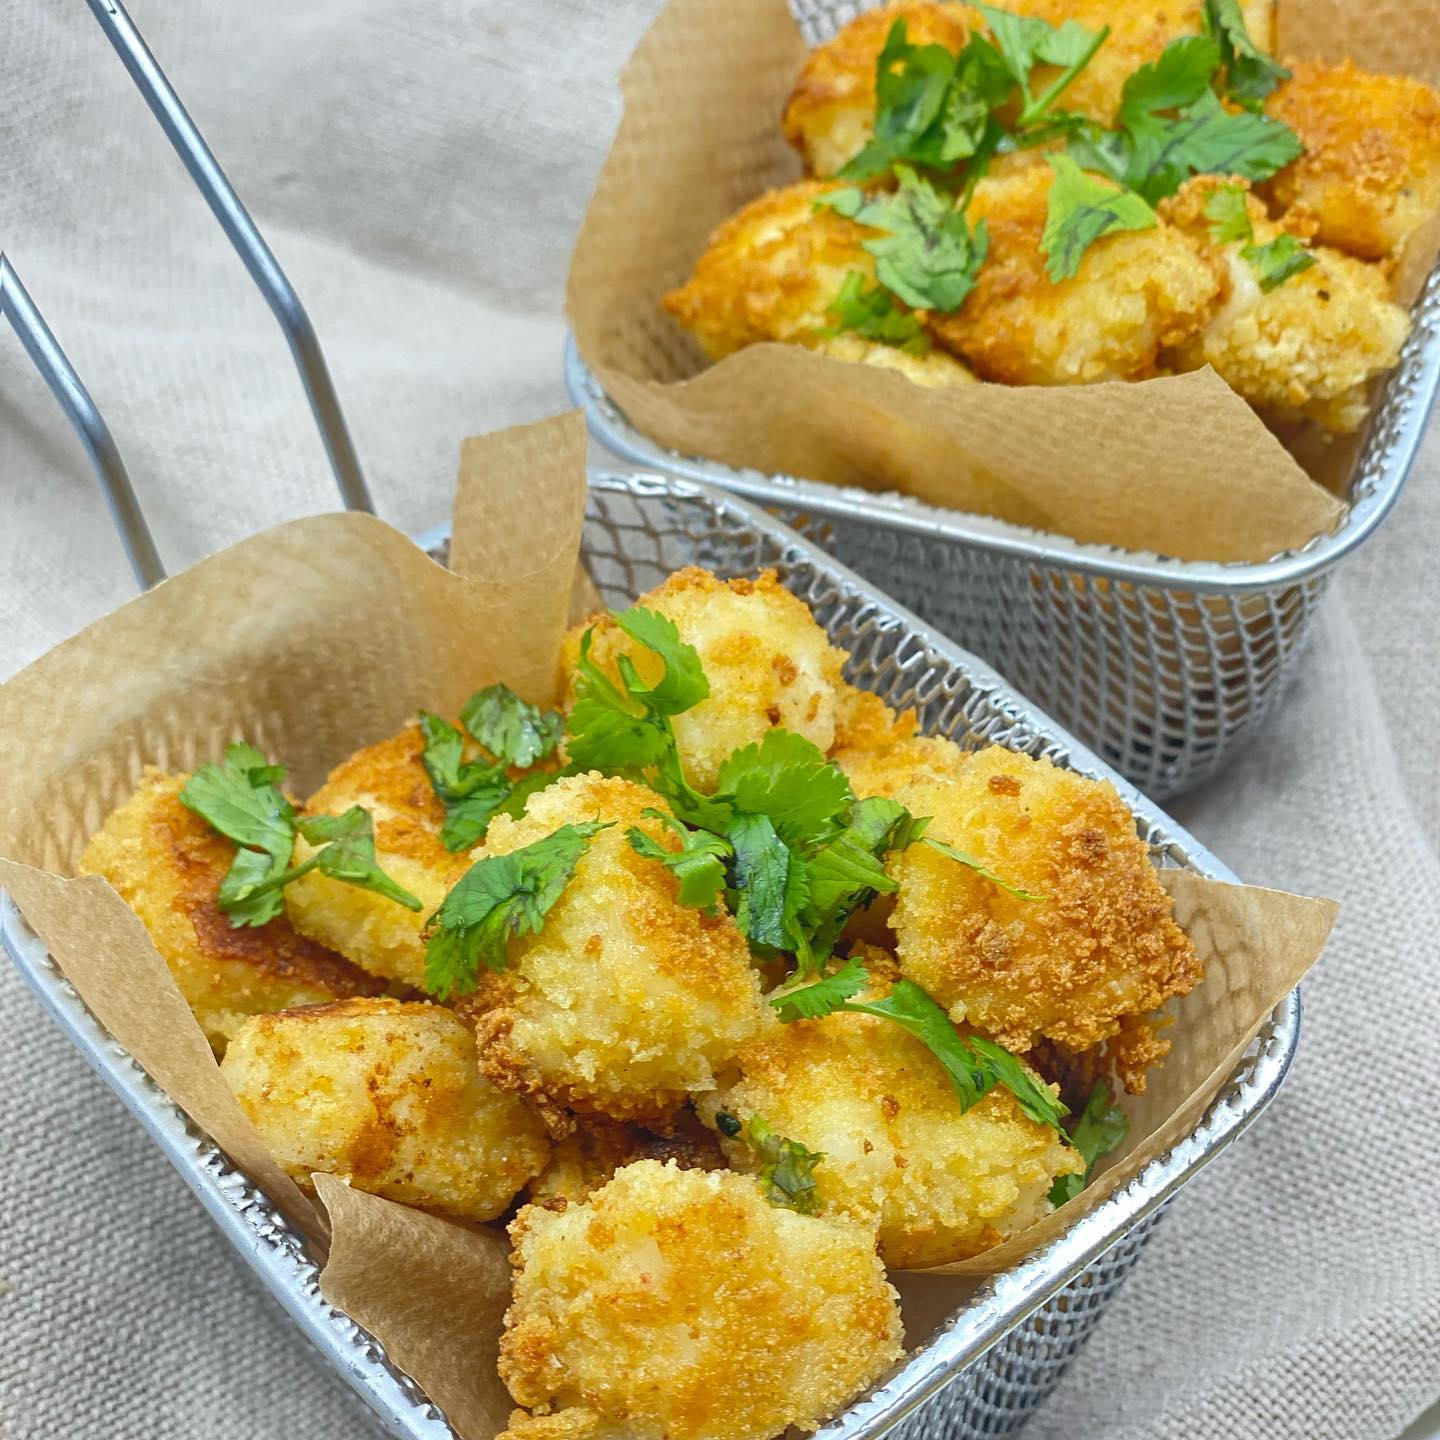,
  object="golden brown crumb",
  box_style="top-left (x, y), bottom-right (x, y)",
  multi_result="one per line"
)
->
top-left (1262, 57), bottom-right (1440, 263)
top-left (830, 686), bottom-right (970, 799)
top-left (458, 774), bottom-right (770, 1132)
top-left (221, 998), bottom-right (550, 1221)
top-left (78, 769), bottom-right (383, 1052)
top-left (499, 1161), bottom-right (903, 1440)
